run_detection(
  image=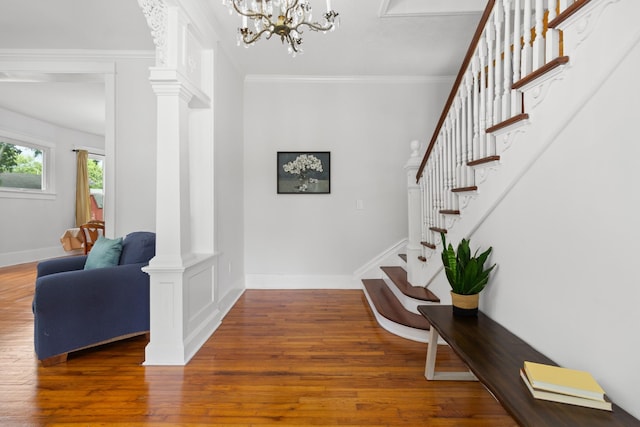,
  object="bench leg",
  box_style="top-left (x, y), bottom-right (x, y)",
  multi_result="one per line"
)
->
top-left (425, 327), bottom-right (438, 380)
top-left (425, 327), bottom-right (477, 381)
